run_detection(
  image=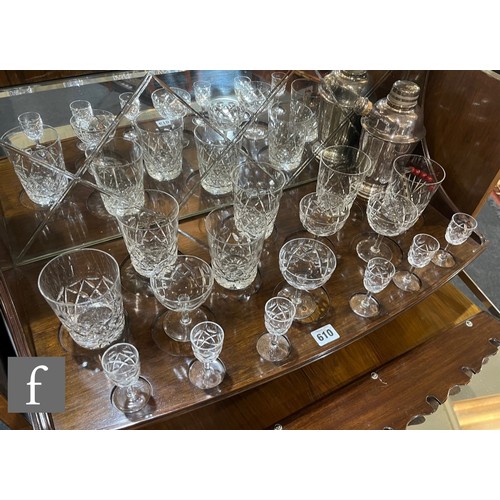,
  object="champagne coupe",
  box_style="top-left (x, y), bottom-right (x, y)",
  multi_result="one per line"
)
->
top-left (299, 192), bottom-right (350, 237)
top-left (119, 92), bottom-right (140, 141)
top-left (193, 80), bottom-right (212, 126)
top-left (18, 112), bottom-right (44, 147)
top-left (393, 233), bottom-right (439, 292)
top-left (356, 192), bottom-right (418, 263)
top-left (256, 296), bottom-right (296, 362)
top-left (151, 255), bottom-right (214, 342)
top-left (277, 238), bottom-right (337, 321)
top-left (189, 321), bottom-right (225, 390)
top-left (432, 212), bottom-right (478, 268)
top-left (349, 257), bottom-right (395, 318)
top-left (101, 342), bottom-right (152, 413)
